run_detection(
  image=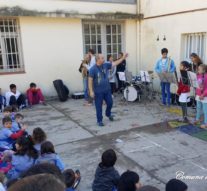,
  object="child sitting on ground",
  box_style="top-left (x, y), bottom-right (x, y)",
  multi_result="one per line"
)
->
top-left (2, 107), bottom-right (12, 118)
top-left (166, 179), bottom-right (188, 191)
top-left (118, 170), bottom-right (142, 191)
top-left (177, 61), bottom-right (191, 122)
top-left (0, 151), bottom-right (13, 174)
top-left (5, 84), bottom-right (26, 109)
top-left (0, 172), bottom-right (5, 191)
top-left (2, 106), bottom-right (17, 122)
top-left (0, 117), bottom-right (27, 150)
top-left (63, 169), bottom-right (81, 191)
top-left (26, 83), bottom-right (46, 106)
top-left (35, 141), bottom-right (64, 171)
top-left (92, 149), bottom-right (120, 191)
top-left (32, 127), bottom-right (47, 154)
top-left (11, 113), bottom-right (24, 133)
top-left (7, 136), bottom-right (38, 180)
